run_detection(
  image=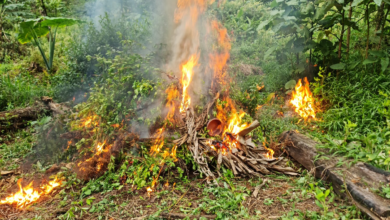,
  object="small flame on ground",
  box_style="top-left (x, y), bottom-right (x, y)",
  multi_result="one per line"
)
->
top-left (150, 128), bottom-right (165, 156)
top-left (0, 177), bottom-right (61, 208)
top-left (290, 77), bottom-right (316, 120)
top-left (146, 187), bottom-right (153, 196)
top-left (96, 141), bottom-right (106, 155)
top-left (264, 148), bottom-right (275, 160)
